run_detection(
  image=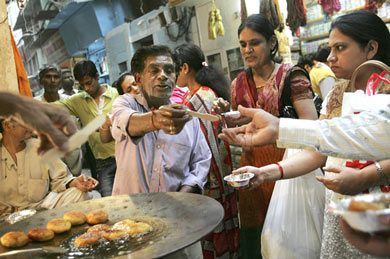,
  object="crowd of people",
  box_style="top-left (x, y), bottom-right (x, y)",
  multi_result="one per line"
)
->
top-left (1, 9), bottom-right (389, 259)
